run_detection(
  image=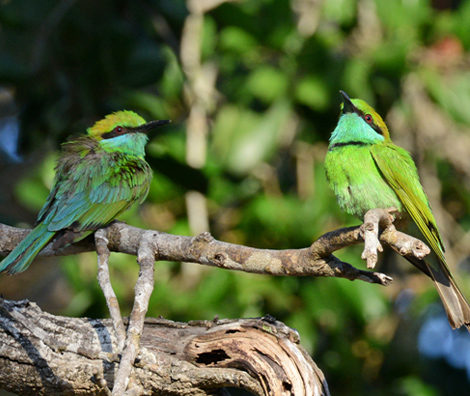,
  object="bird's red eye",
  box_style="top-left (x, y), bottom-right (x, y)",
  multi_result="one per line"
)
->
top-left (365, 114), bottom-right (372, 123)
top-left (115, 126), bottom-right (124, 134)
